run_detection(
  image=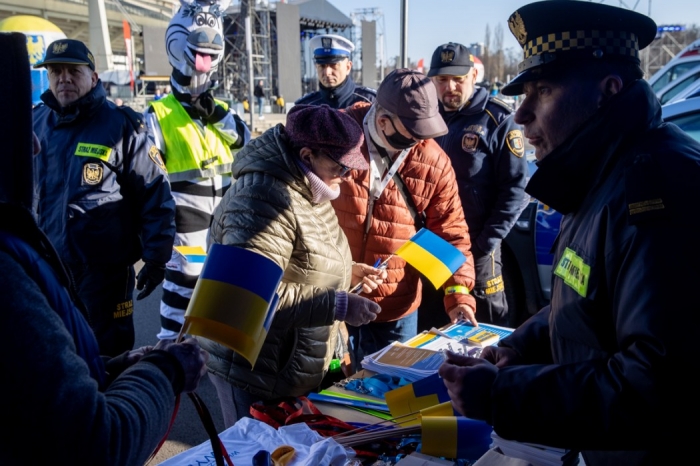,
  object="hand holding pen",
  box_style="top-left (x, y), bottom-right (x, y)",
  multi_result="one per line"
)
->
top-left (349, 257), bottom-right (389, 294)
